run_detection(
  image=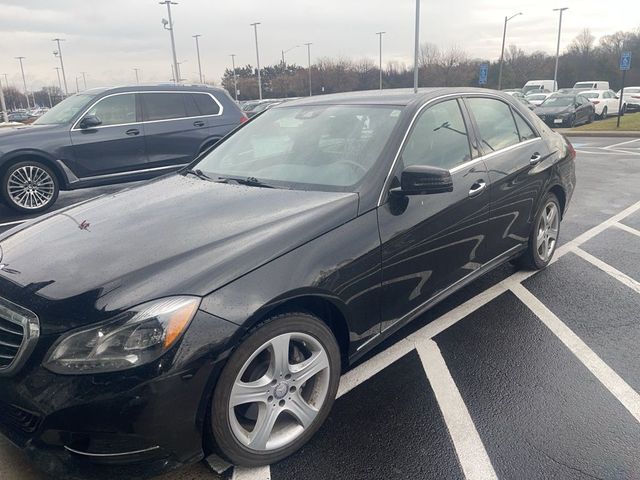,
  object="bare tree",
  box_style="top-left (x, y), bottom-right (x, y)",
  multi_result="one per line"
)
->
top-left (569, 29), bottom-right (595, 55)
